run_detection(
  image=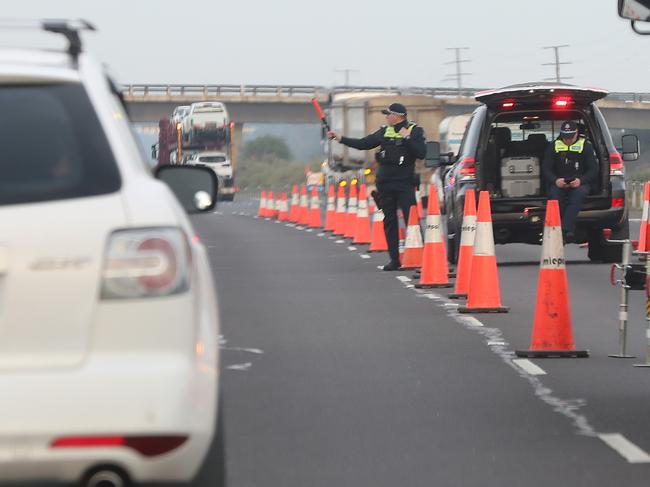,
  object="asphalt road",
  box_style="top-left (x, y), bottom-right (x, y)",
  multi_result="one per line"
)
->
top-left (192, 197), bottom-right (650, 487)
